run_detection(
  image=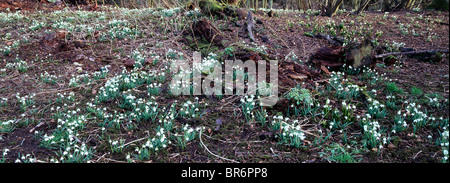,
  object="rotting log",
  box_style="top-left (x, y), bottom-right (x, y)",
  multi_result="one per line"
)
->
top-left (310, 45), bottom-right (346, 68)
top-left (375, 49), bottom-right (449, 59)
top-left (310, 39), bottom-right (376, 70)
top-left (279, 60), bottom-right (322, 92)
top-left (375, 49), bottom-right (448, 63)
